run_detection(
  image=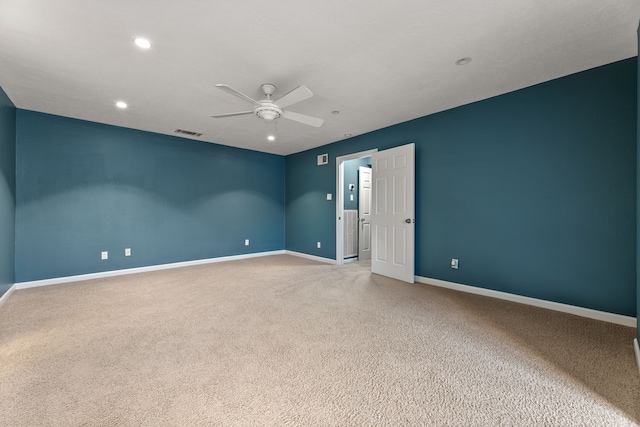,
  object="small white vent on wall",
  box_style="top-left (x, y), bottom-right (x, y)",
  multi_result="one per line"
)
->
top-left (175, 129), bottom-right (203, 137)
top-left (317, 154), bottom-right (329, 165)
